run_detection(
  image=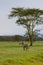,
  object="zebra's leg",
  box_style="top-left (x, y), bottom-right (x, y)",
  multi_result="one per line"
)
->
top-left (23, 46), bottom-right (25, 50)
top-left (26, 47), bottom-right (28, 50)
top-left (26, 45), bottom-right (28, 50)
